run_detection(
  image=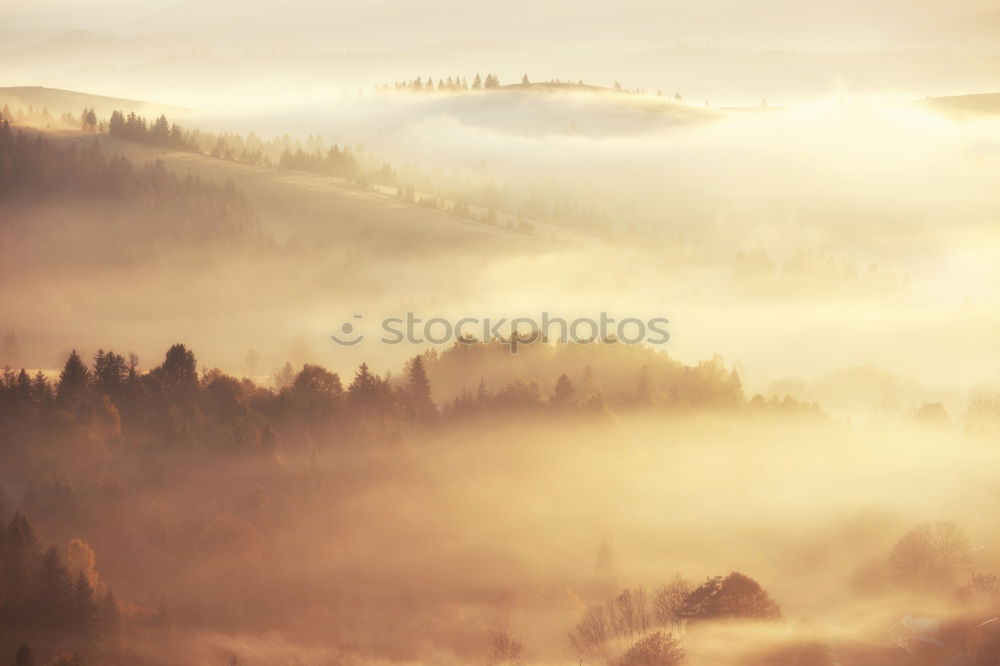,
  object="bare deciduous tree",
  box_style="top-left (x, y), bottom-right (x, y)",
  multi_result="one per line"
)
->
top-left (619, 631), bottom-right (684, 666)
top-left (653, 576), bottom-right (692, 628)
top-left (487, 618), bottom-right (523, 666)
